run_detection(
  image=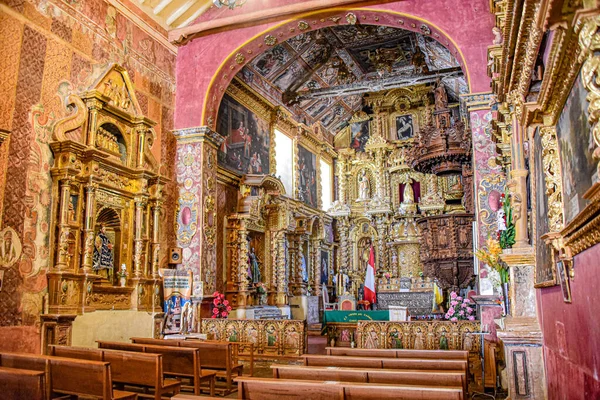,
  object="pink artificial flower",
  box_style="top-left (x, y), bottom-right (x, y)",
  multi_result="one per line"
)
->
top-left (463, 298), bottom-right (471, 304)
top-left (212, 307), bottom-right (219, 314)
top-left (456, 296), bottom-right (462, 301)
top-left (220, 294), bottom-right (225, 299)
top-left (226, 306), bottom-right (232, 312)
top-left (451, 317), bottom-right (458, 322)
top-left (213, 298), bottom-right (219, 306)
top-left (466, 307), bottom-right (474, 313)
top-left (448, 307), bottom-right (455, 315)
top-left (223, 300), bottom-right (229, 306)
top-left (450, 292), bottom-right (457, 299)
top-left (459, 310), bottom-right (464, 316)
top-left (451, 300), bottom-right (458, 307)
top-left (468, 316), bottom-right (475, 321)
top-left (221, 311), bottom-right (228, 318)
top-left (211, 315), bottom-right (217, 319)
top-left (212, 291), bottom-right (219, 297)
top-left (445, 313), bottom-right (451, 319)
